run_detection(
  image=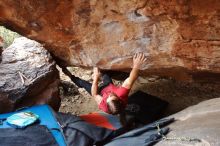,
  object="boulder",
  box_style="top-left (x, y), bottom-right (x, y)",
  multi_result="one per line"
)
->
top-left (0, 37), bottom-right (60, 113)
top-left (0, 1), bottom-right (220, 81)
top-left (156, 98), bottom-right (220, 146)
